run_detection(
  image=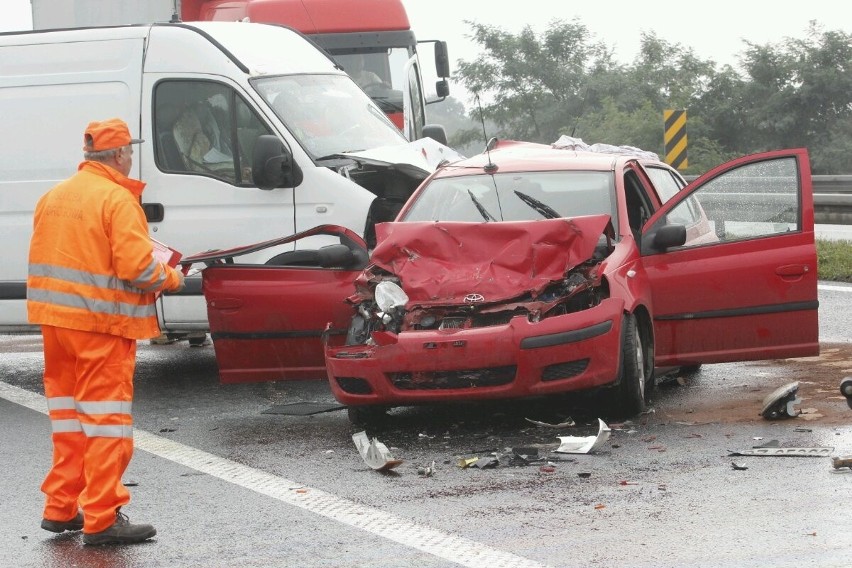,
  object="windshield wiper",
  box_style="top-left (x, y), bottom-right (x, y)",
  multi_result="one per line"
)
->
top-left (514, 190), bottom-right (560, 219)
top-left (467, 189), bottom-right (496, 221)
